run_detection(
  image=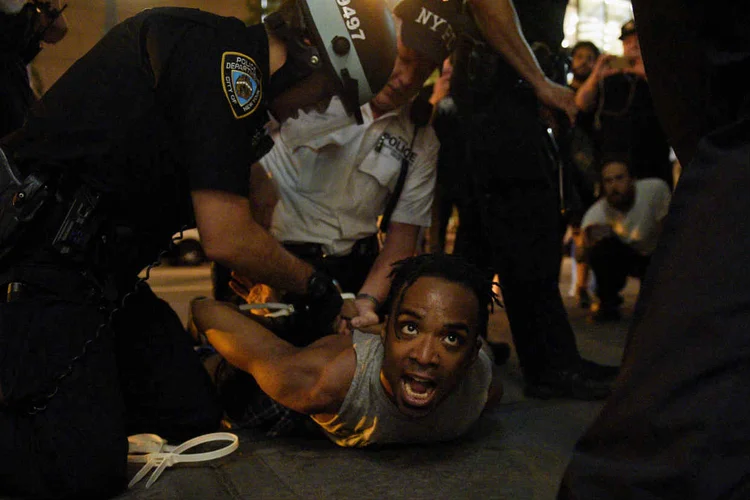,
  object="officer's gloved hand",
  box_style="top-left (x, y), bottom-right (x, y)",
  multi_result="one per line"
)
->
top-left (285, 271), bottom-right (343, 345)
